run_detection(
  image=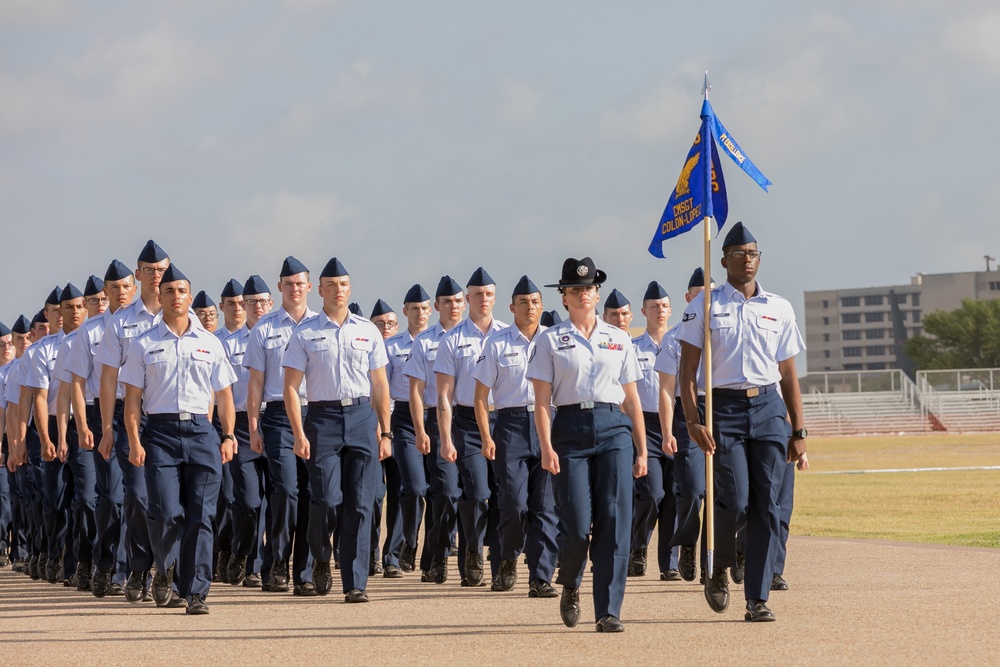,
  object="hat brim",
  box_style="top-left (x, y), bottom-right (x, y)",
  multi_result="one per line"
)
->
top-left (544, 269), bottom-right (607, 288)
